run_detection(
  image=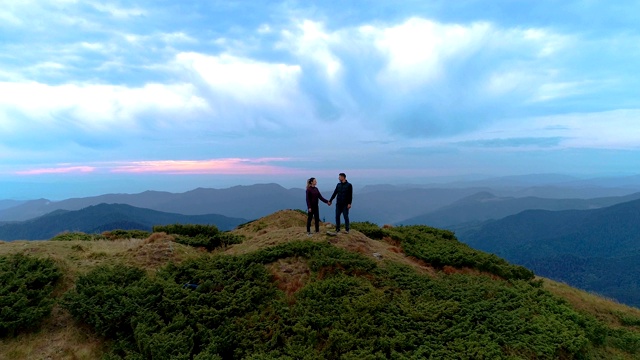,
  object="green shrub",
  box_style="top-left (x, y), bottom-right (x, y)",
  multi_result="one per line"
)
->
top-left (50, 231), bottom-right (105, 241)
top-left (154, 223), bottom-right (243, 251)
top-left (61, 239), bottom-right (635, 359)
top-left (103, 229), bottom-right (151, 240)
top-left (350, 221), bottom-right (387, 239)
top-left (153, 224), bottom-right (219, 238)
top-left (0, 254), bottom-right (62, 337)
top-left (382, 225), bottom-right (534, 281)
top-left (61, 264), bottom-right (161, 338)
